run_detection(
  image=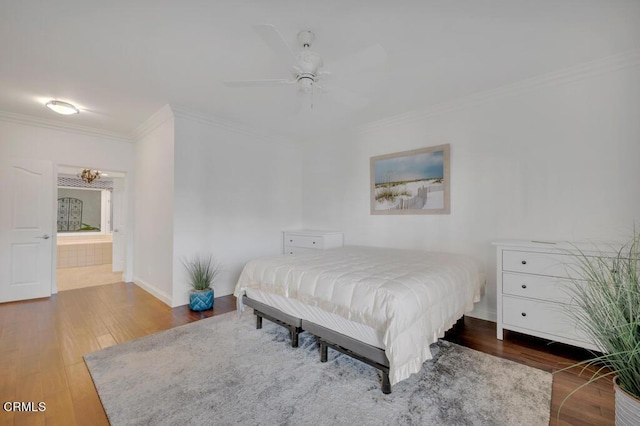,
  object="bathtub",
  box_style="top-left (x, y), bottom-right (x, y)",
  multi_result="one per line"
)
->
top-left (57, 234), bottom-right (113, 268)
